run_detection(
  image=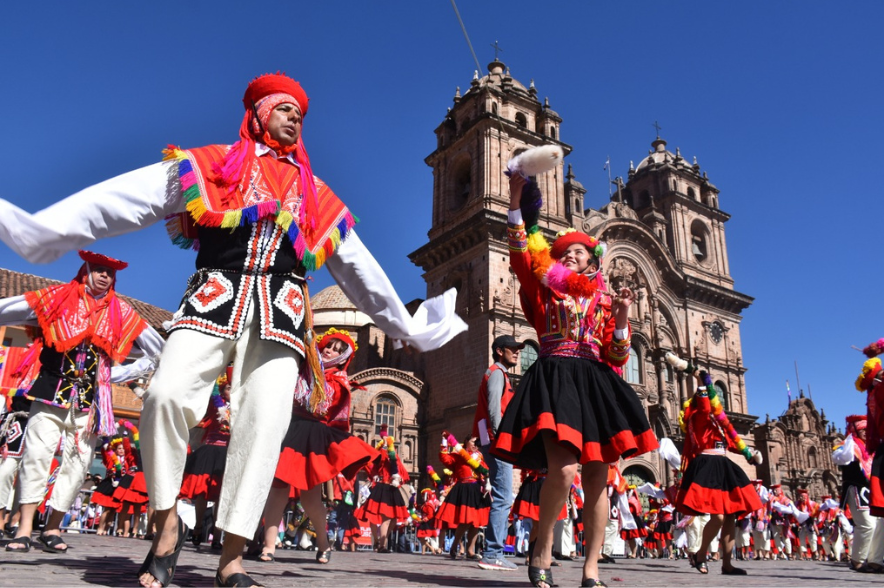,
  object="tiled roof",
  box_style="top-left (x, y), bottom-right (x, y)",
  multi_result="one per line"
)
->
top-left (311, 285), bottom-right (357, 310)
top-left (0, 267), bottom-right (173, 334)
